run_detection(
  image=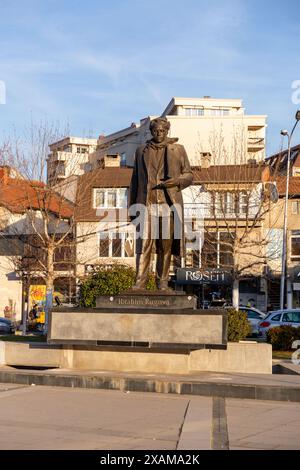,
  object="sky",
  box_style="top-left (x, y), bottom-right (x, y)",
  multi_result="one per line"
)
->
top-left (0, 0), bottom-right (300, 155)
